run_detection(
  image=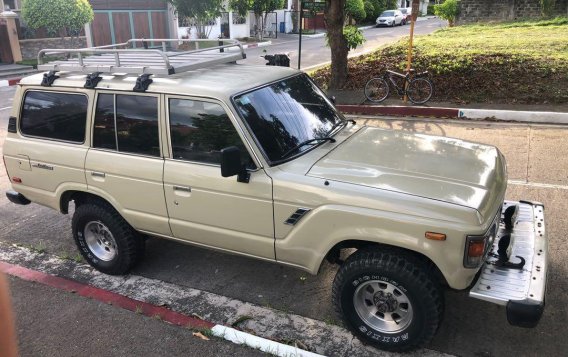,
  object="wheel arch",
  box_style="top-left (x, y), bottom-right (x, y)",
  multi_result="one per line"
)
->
top-left (60, 190), bottom-right (117, 214)
top-left (322, 240), bottom-right (448, 286)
